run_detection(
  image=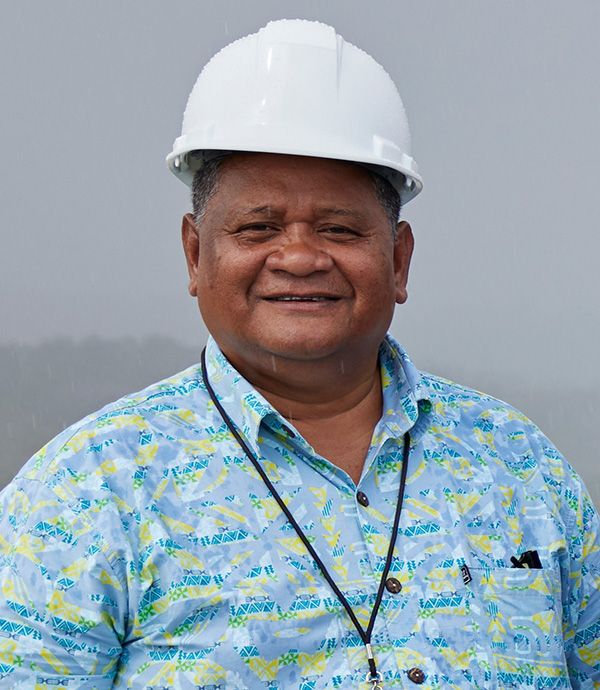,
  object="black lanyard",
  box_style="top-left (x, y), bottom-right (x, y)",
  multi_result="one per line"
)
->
top-left (201, 349), bottom-right (411, 688)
